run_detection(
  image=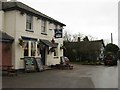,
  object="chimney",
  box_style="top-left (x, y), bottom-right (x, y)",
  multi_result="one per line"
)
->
top-left (83, 36), bottom-right (89, 41)
top-left (78, 37), bottom-right (81, 42)
top-left (111, 33), bottom-right (113, 43)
